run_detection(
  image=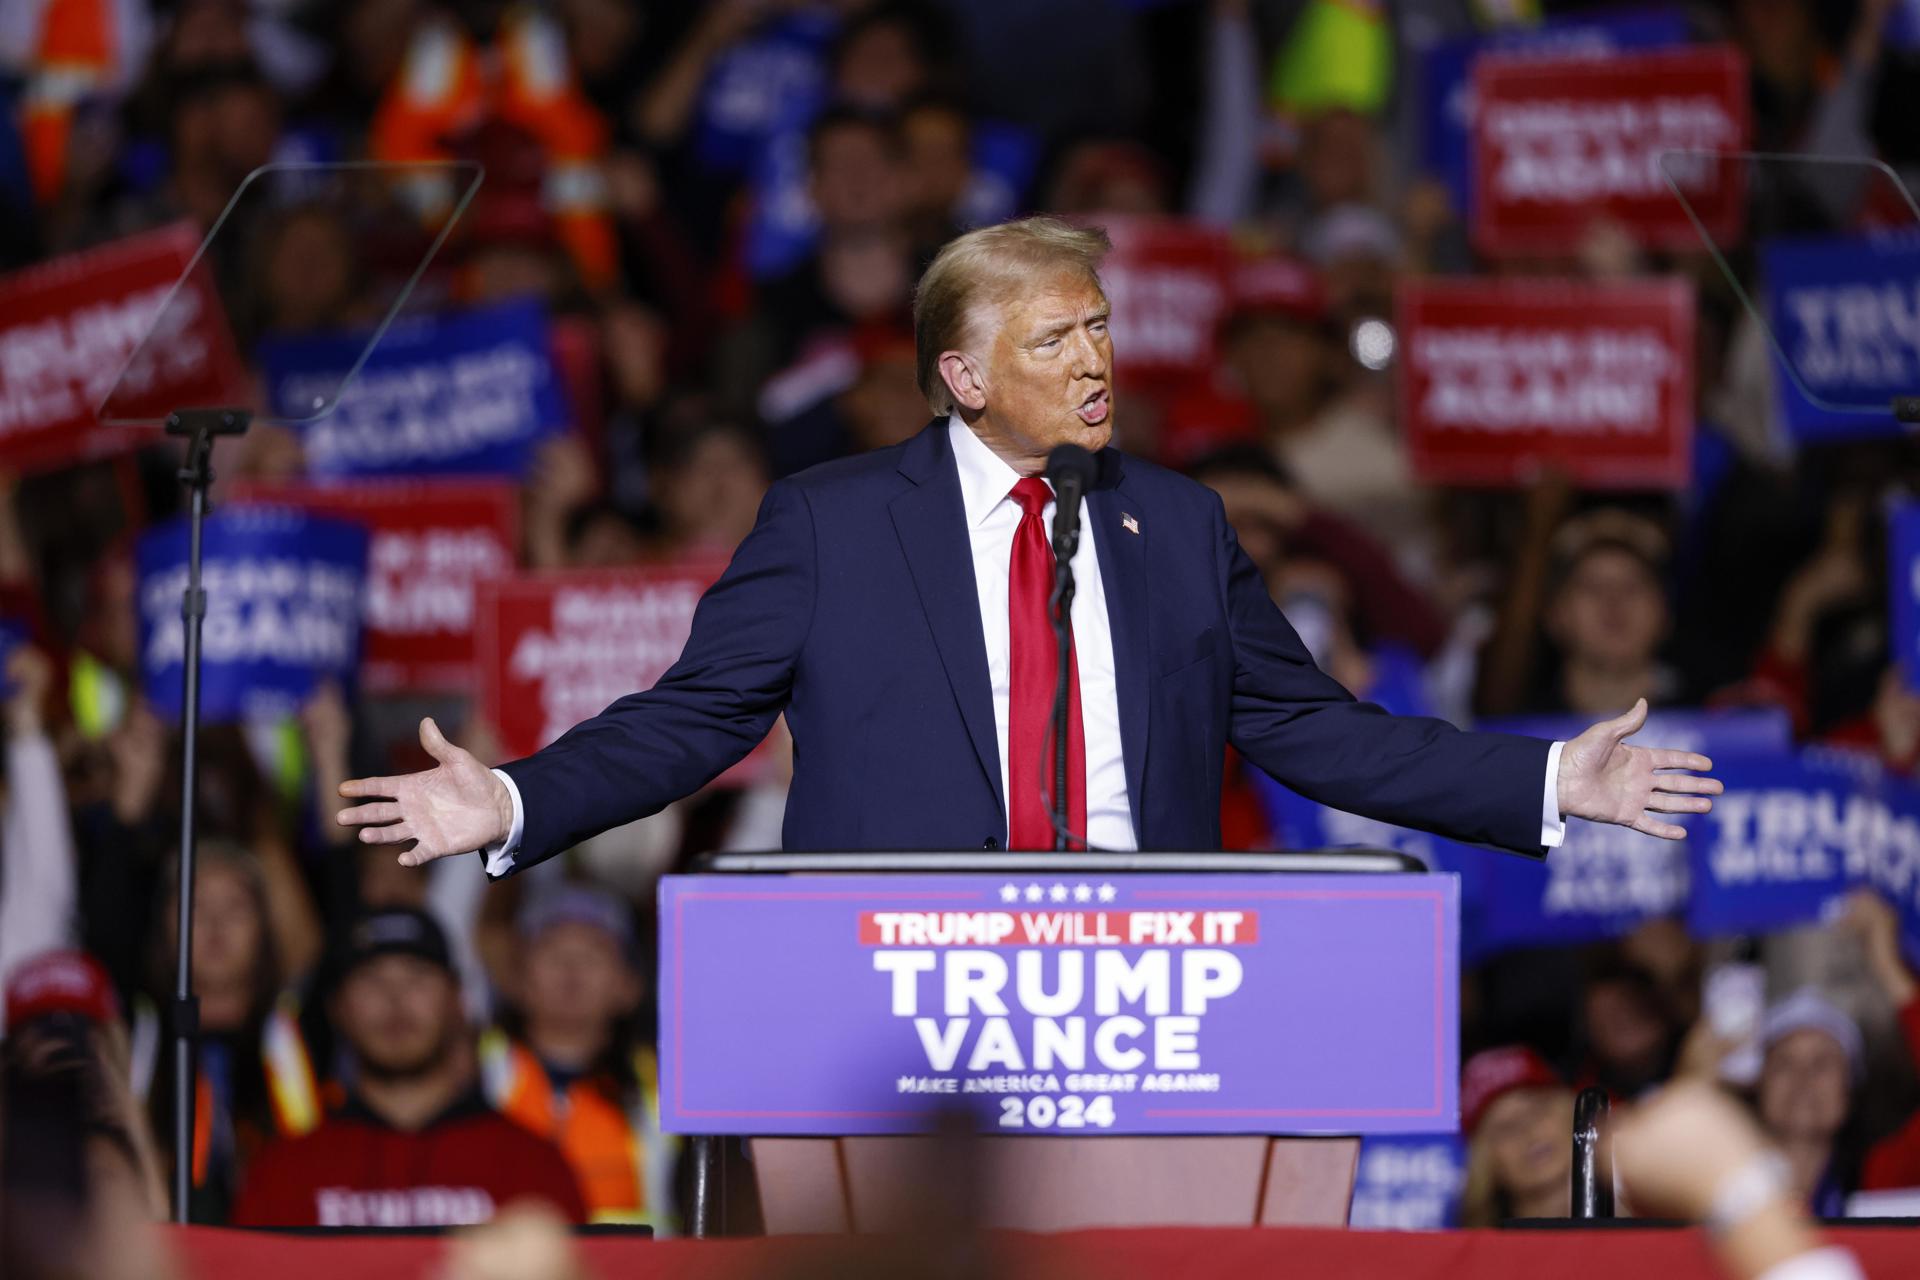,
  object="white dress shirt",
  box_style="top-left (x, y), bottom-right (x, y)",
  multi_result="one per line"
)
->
top-left (483, 417), bottom-right (1567, 874)
top-left (947, 416), bottom-right (1136, 850)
